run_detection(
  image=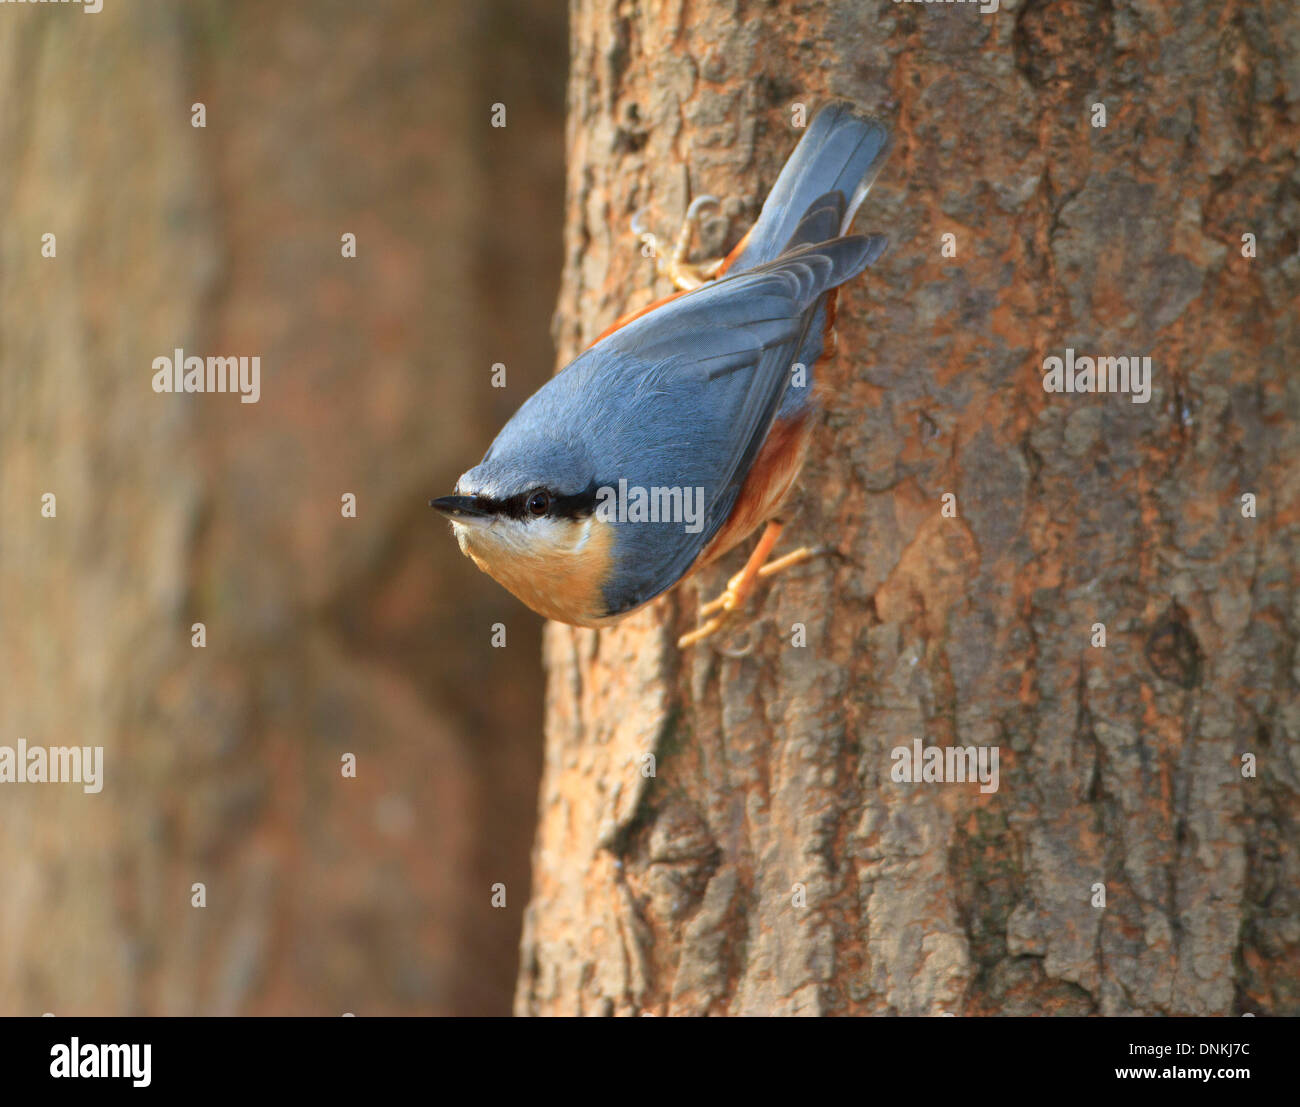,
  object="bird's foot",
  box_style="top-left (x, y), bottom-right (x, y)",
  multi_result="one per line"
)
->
top-left (678, 522), bottom-right (826, 649)
top-left (632, 195), bottom-right (726, 292)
